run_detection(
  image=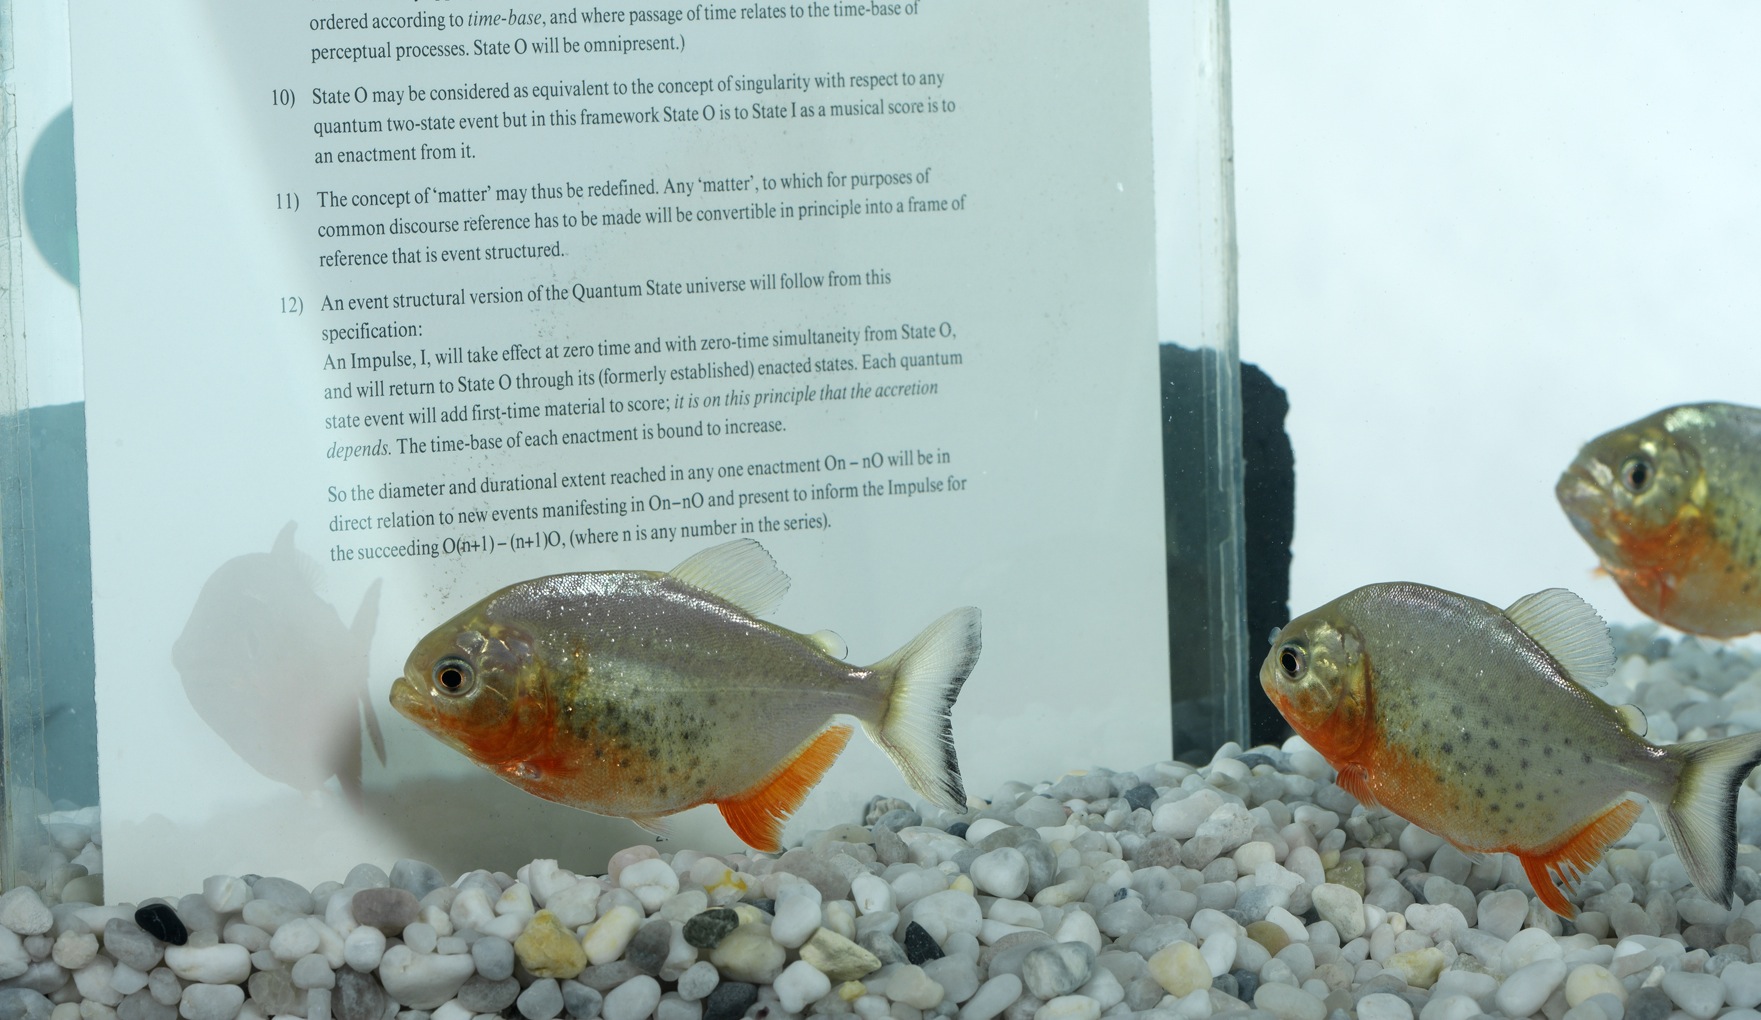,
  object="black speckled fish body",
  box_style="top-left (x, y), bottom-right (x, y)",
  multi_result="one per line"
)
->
top-left (392, 539), bottom-right (981, 850)
top-left (1263, 581), bottom-right (1761, 916)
